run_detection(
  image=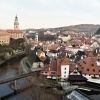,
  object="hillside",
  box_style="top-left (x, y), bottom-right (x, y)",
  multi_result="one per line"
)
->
top-left (65, 24), bottom-right (100, 33)
top-left (95, 28), bottom-right (100, 35)
top-left (24, 24), bottom-right (100, 34)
